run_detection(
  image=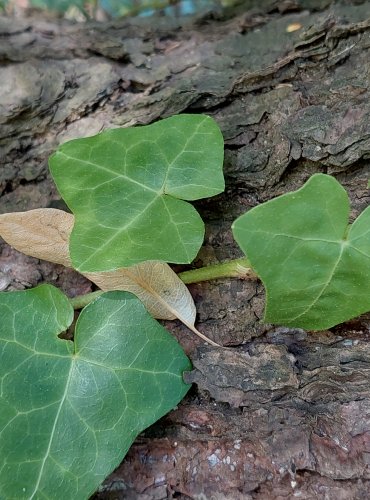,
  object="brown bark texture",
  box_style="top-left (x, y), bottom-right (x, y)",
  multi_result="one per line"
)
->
top-left (1, 0), bottom-right (370, 498)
